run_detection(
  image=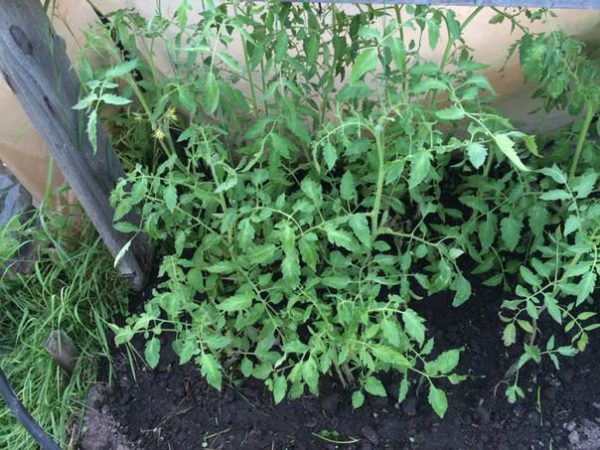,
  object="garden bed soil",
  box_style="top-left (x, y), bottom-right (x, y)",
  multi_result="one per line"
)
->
top-left (85, 282), bottom-right (600, 450)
